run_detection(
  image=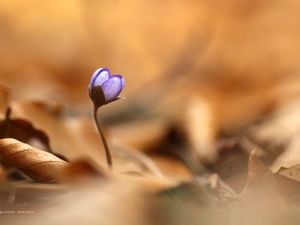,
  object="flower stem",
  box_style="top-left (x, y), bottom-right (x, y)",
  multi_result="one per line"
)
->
top-left (93, 105), bottom-right (113, 170)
